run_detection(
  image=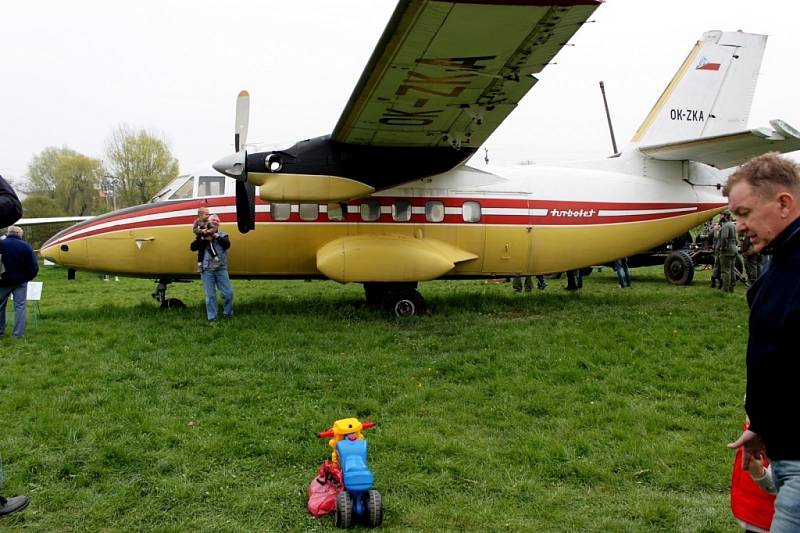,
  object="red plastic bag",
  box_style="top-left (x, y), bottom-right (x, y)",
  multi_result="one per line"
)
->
top-left (307, 460), bottom-right (343, 517)
top-left (730, 429), bottom-right (775, 531)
